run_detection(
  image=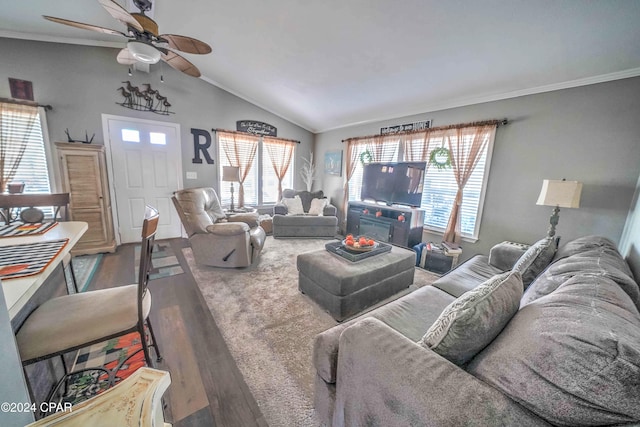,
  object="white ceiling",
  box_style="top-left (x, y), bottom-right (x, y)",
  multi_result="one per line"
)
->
top-left (1, 1), bottom-right (640, 133)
